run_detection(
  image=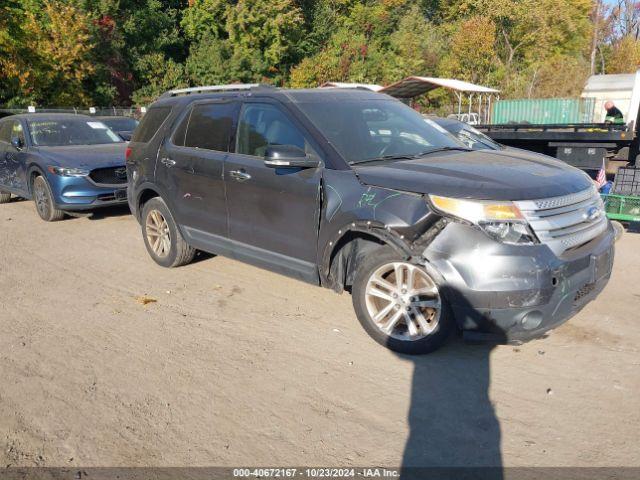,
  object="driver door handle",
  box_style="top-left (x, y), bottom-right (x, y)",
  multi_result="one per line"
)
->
top-left (160, 157), bottom-right (176, 167)
top-left (229, 169), bottom-right (251, 182)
